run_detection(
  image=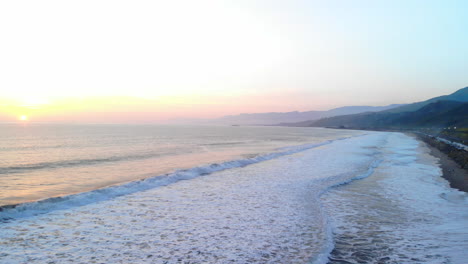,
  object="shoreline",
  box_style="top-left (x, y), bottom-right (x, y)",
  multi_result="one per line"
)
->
top-left (324, 132), bottom-right (468, 264)
top-left (412, 133), bottom-right (468, 192)
top-left (322, 127), bottom-right (468, 193)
